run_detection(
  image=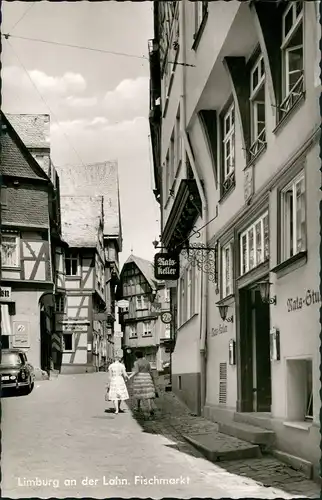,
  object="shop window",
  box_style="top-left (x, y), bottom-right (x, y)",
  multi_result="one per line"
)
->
top-left (1, 233), bottom-right (20, 268)
top-left (249, 54), bottom-right (266, 159)
top-left (222, 242), bottom-right (233, 298)
top-left (65, 251), bottom-right (80, 277)
top-left (280, 2), bottom-right (304, 118)
top-left (239, 211), bottom-right (269, 276)
top-left (286, 358), bottom-right (313, 421)
top-left (281, 172), bottom-right (306, 261)
top-left (62, 333), bottom-right (74, 352)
